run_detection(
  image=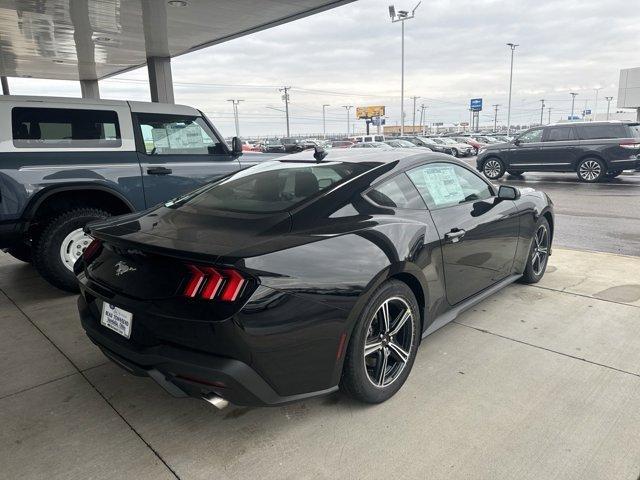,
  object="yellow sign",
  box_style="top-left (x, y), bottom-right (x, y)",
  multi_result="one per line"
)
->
top-left (356, 106), bottom-right (385, 119)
